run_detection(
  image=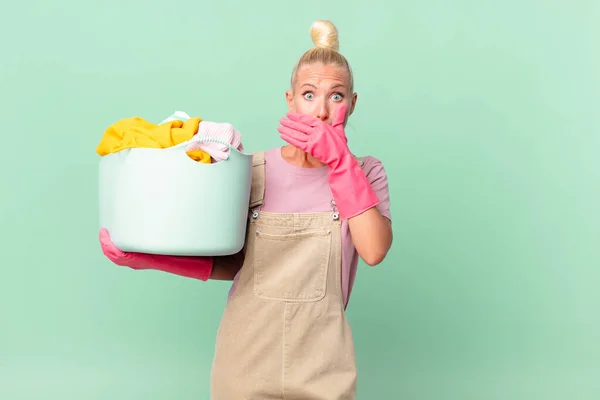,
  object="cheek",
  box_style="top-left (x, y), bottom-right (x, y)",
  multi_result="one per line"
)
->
top-left (291, 97), bottom-right (314, 114)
